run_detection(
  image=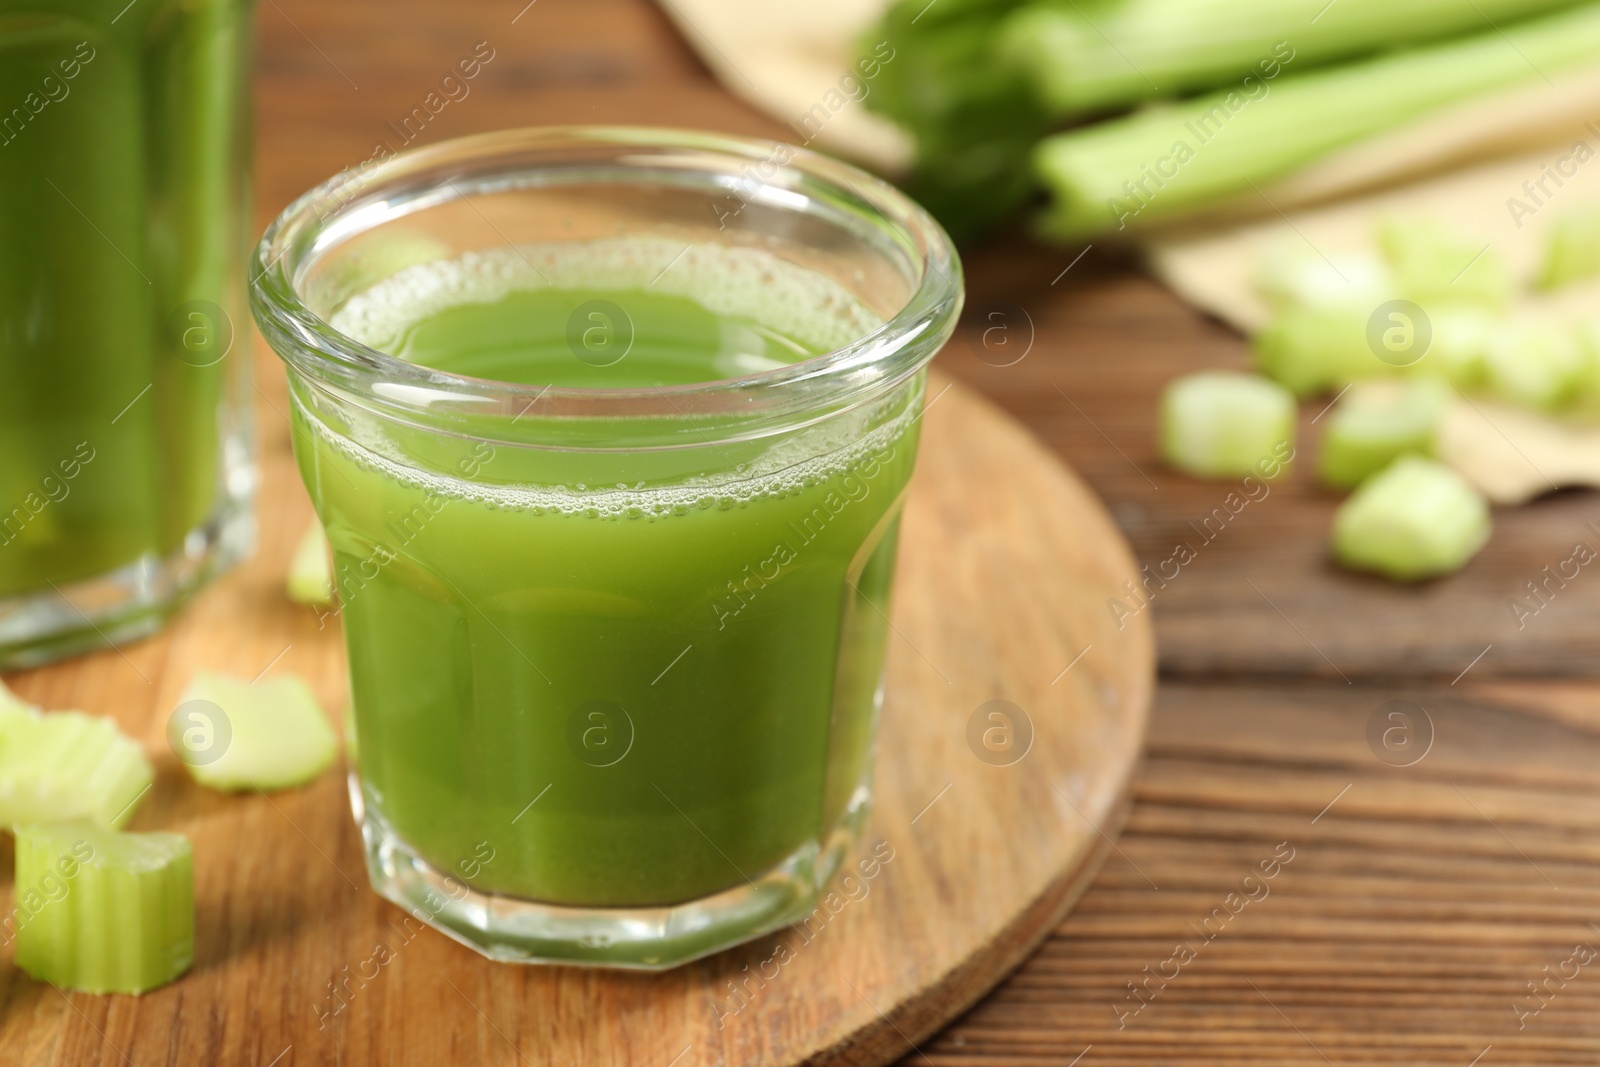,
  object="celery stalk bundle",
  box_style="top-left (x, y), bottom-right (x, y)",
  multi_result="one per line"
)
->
top-left (1034, 2), bottom-right (1600, 238)
top-left (862, 0), bottom-right (1598, 240)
